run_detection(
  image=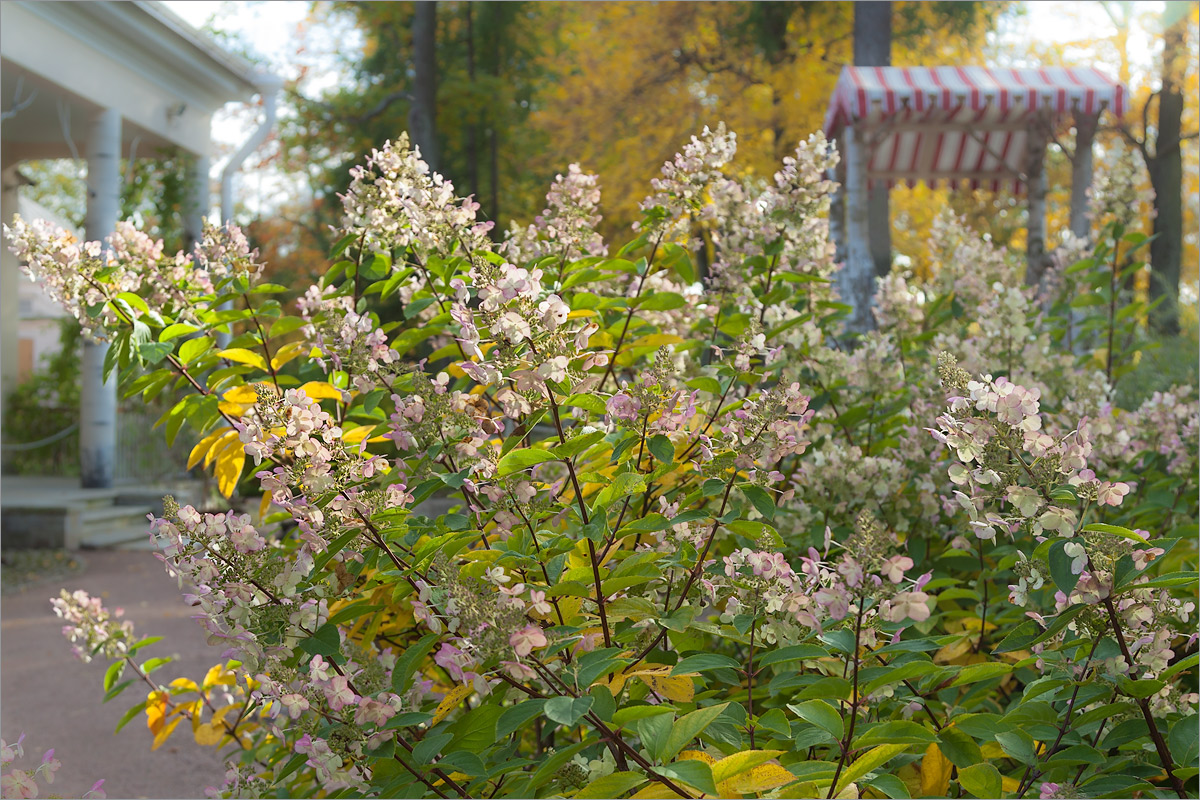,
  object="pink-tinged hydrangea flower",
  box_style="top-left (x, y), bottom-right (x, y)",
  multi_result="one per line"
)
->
top-left (280, 693), bottom-right (310, 720)
top-left (607, 392), bottom-right (642, 422)
top-left (882, 556), bottom-right (913, 584)
top-left (324, 675), bottom-right (357, 712)
top-left (2, 769), bottom-right (37, 799)
top-left (886, 591), bottom-right (932, 623)
top-left (509, 625), bottom-right (548, 658)
top-left (1096, 481), bottom-right (1130, 506)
